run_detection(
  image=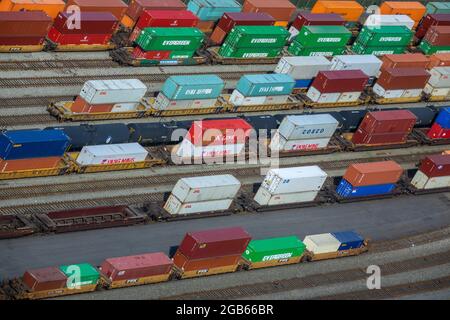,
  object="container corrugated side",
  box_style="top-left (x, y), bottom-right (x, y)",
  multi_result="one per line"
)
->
top-left (161, 75), bottom-right (224, 100)
top-left (242, 236), bottom-right (306, 263)
top-left (236, 74), bottom-right (295, 97)
top-left (303, 233), bottom-right (341, 254)
top-left (278, 114), bottom-right (338, 140)
top-left (274, 56), bottom-right (332, 79)
top-left (80, 79), bottom-right (147, 104)
top-left (75, 143), bottom-right (148, 166)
